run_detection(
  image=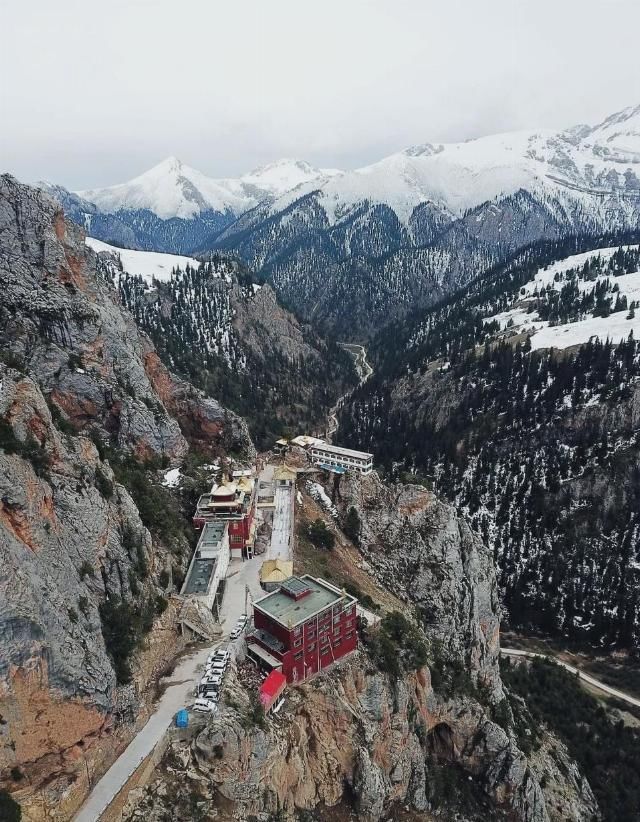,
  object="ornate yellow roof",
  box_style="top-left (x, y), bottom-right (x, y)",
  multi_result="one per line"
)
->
top-left (259, 559), bottom-right (294, 584)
